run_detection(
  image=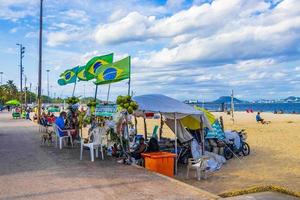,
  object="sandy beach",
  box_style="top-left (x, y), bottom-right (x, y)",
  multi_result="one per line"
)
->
top-left (137, 111), bottom-right (300, 196)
